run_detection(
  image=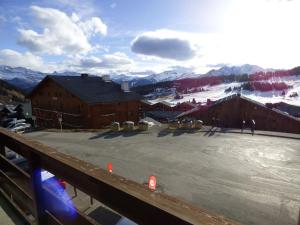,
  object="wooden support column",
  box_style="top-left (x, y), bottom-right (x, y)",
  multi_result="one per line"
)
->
top-left (0, 137), bottom-right (5, 157)
top-left (29, 152), bottom-right (48, 225)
